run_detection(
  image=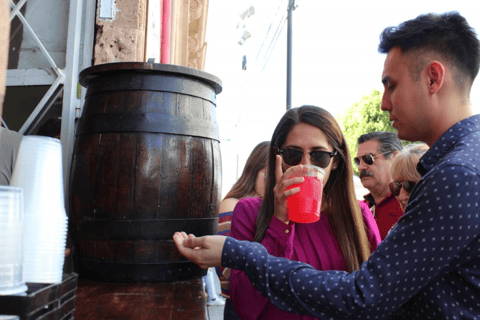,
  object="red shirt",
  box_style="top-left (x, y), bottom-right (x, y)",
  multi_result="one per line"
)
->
top-left (363, 193), bottom-right (403, 240)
